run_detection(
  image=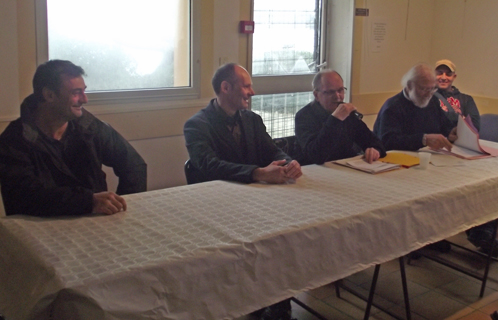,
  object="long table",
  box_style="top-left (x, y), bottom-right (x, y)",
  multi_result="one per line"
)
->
top-left (2, 153), bottom-right (498, 320)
